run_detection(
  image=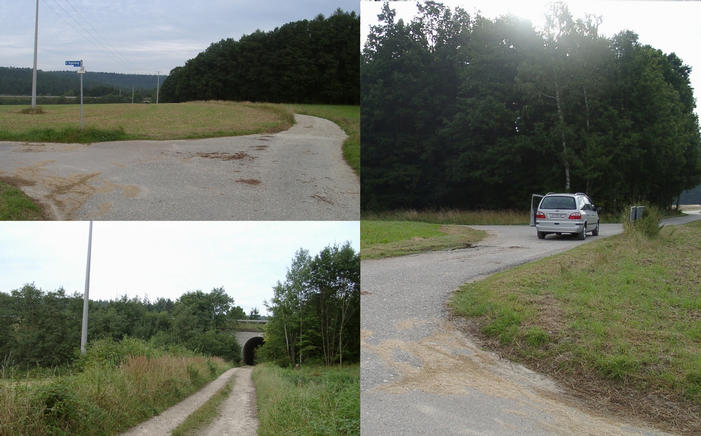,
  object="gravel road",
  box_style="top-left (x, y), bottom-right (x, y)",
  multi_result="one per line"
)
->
top-left (199, 366), bottom-right (258, 436)
top-left (361, 221), bottom-right (696, 436)
top-left (0, 114), bottom-right (358, 220)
